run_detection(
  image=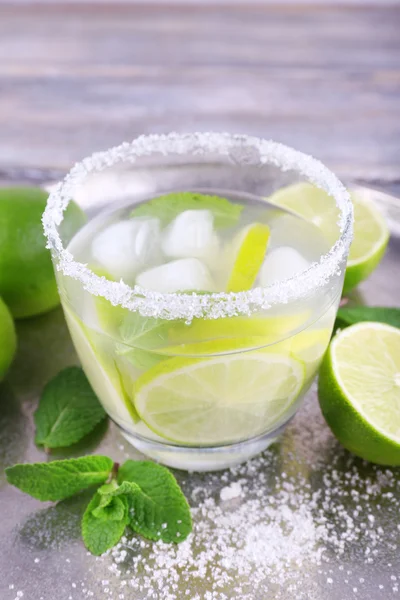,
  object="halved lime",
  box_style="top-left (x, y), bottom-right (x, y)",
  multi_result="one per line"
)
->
top-left (64, 307), bottom-right (139, 424)
top-left (226, 223), bottom-right (270, 292)
top-left (134, 349), bottom-right (305, 445)
top-left (267, 183), bottom-right (389, 293)
top-left (318, 322), bottom-right (400, 465)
